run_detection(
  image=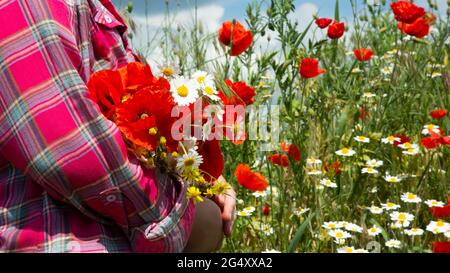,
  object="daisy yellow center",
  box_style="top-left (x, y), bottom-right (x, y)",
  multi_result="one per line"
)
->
top-left (329, 224), bottom-right (336, 229)
top-left (387, 203), bottom-right (394, 207)
top-left (387, 136), bottom-right (395, 141)
top-left (370, 228), bottom-right (377, 232)
top-left (411, 228), bottom-right (417, 232)
top-left (407, 148), bottom-right (415, 153)
top-left (345, 248), bottom-right (353, 253)
top-left (162, 67), bottom-right (174, 77)
top-left (204, 86), bottom-right (215, 95)
top-left (335, 232), bottom-right (343, 238)
top-left (426, 124), bottom-right (435, 130)
top-left (403, 142), bottom-right (412, 148)
top-left (407, 193), bottom-right (415, 200)
top-left (398, 214), bottom-right (407, 221)
top-left (388, 177), bottom-right (397, 182)
top-left (177, 85), bottom-right (189, 97)
top-left (184, 157), bottom-right (195, 167)
top-left (196, 76), bottom-right (206, 84)
top-left (367, 168), bottom-right (374, 172)
top-left (437, 220), bottom-right (444, 227)
top-left (341, 148), bottom-right (349, 154)
top-left (357, 136), bottom-right (367, 141)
